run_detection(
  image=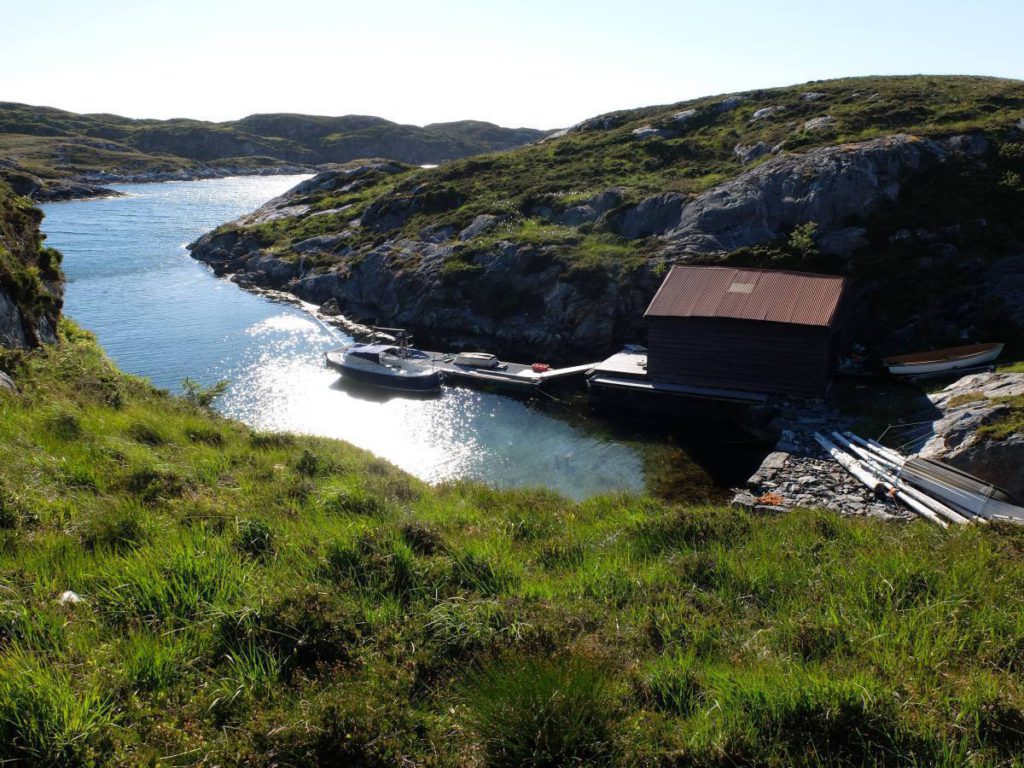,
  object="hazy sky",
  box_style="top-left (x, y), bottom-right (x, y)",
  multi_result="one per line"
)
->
top-left (3, 0), bottom-right (1022, 128)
